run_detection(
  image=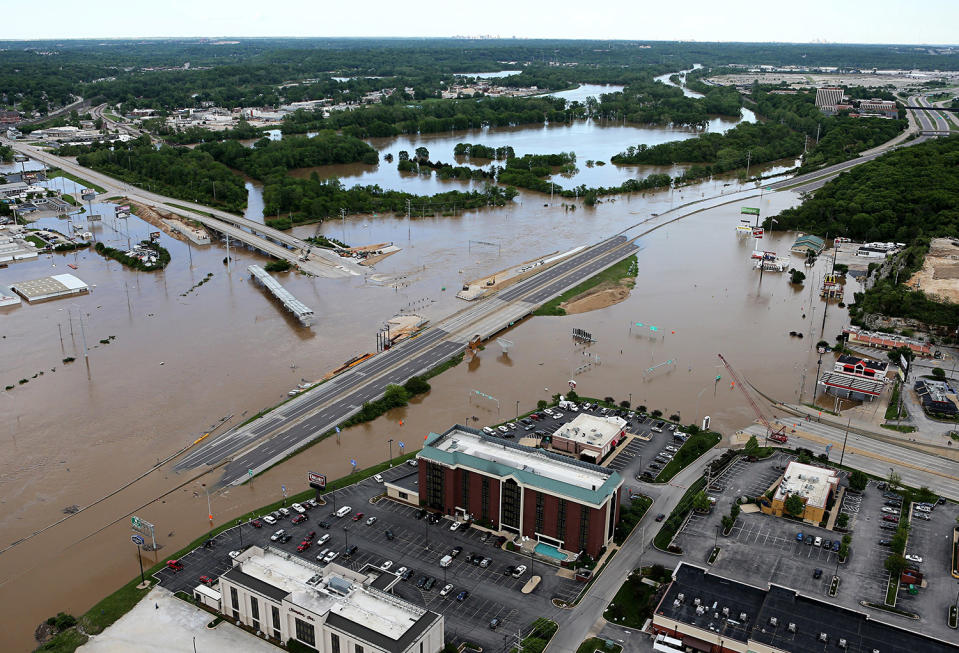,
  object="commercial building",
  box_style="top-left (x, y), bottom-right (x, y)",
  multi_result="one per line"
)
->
top-left (834, 354), bottom-right (888, 380)
top-left (549, 413), bottom-right (627, 461)
top-left (215, 546), bottom-right (444, 653)
top-left (652, 562), bottom-right (959, 653)
top-left (789, 234), bottom-right (825, 255)
top-left (814, 87), bottom-right (844, 109)
top-left (760, 461), bottom-right (838, 524)
top-left (842, 325), bottom-right (934, 358)
top-left (914, 379), bottom-right (958, 417)
top-left (417, 425), bottom-right (623, 557)
top-left (11, 273), bottom-right (89, 302)
top-left (818, 354), bottom-right (889, 401)
top-left (857, 99), bottom-right (899, 118)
